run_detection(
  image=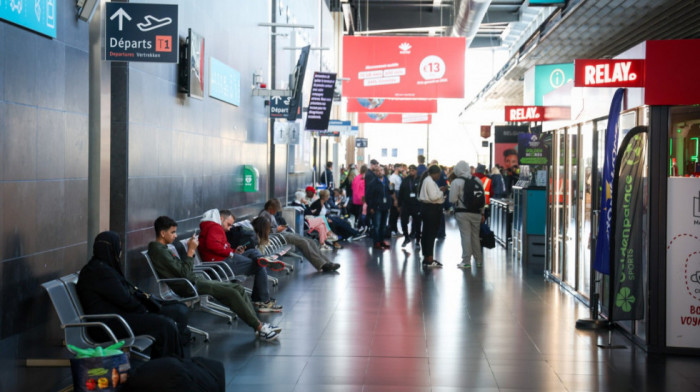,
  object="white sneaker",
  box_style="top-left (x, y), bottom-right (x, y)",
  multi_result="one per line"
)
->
top-left (457, 262), bottom-right (471, 269)
top-left (327, 232), bottom-right (339, 242)
top-left (257, 323), bottom-right (281, 341)
top-left (320, 244), bottom-right (332, 251)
